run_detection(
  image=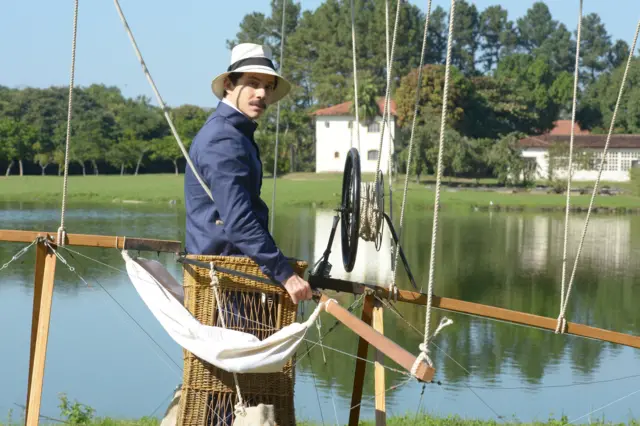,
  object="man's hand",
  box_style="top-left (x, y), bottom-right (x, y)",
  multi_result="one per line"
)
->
top-left (283, 273), bottom-right (313, 304)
